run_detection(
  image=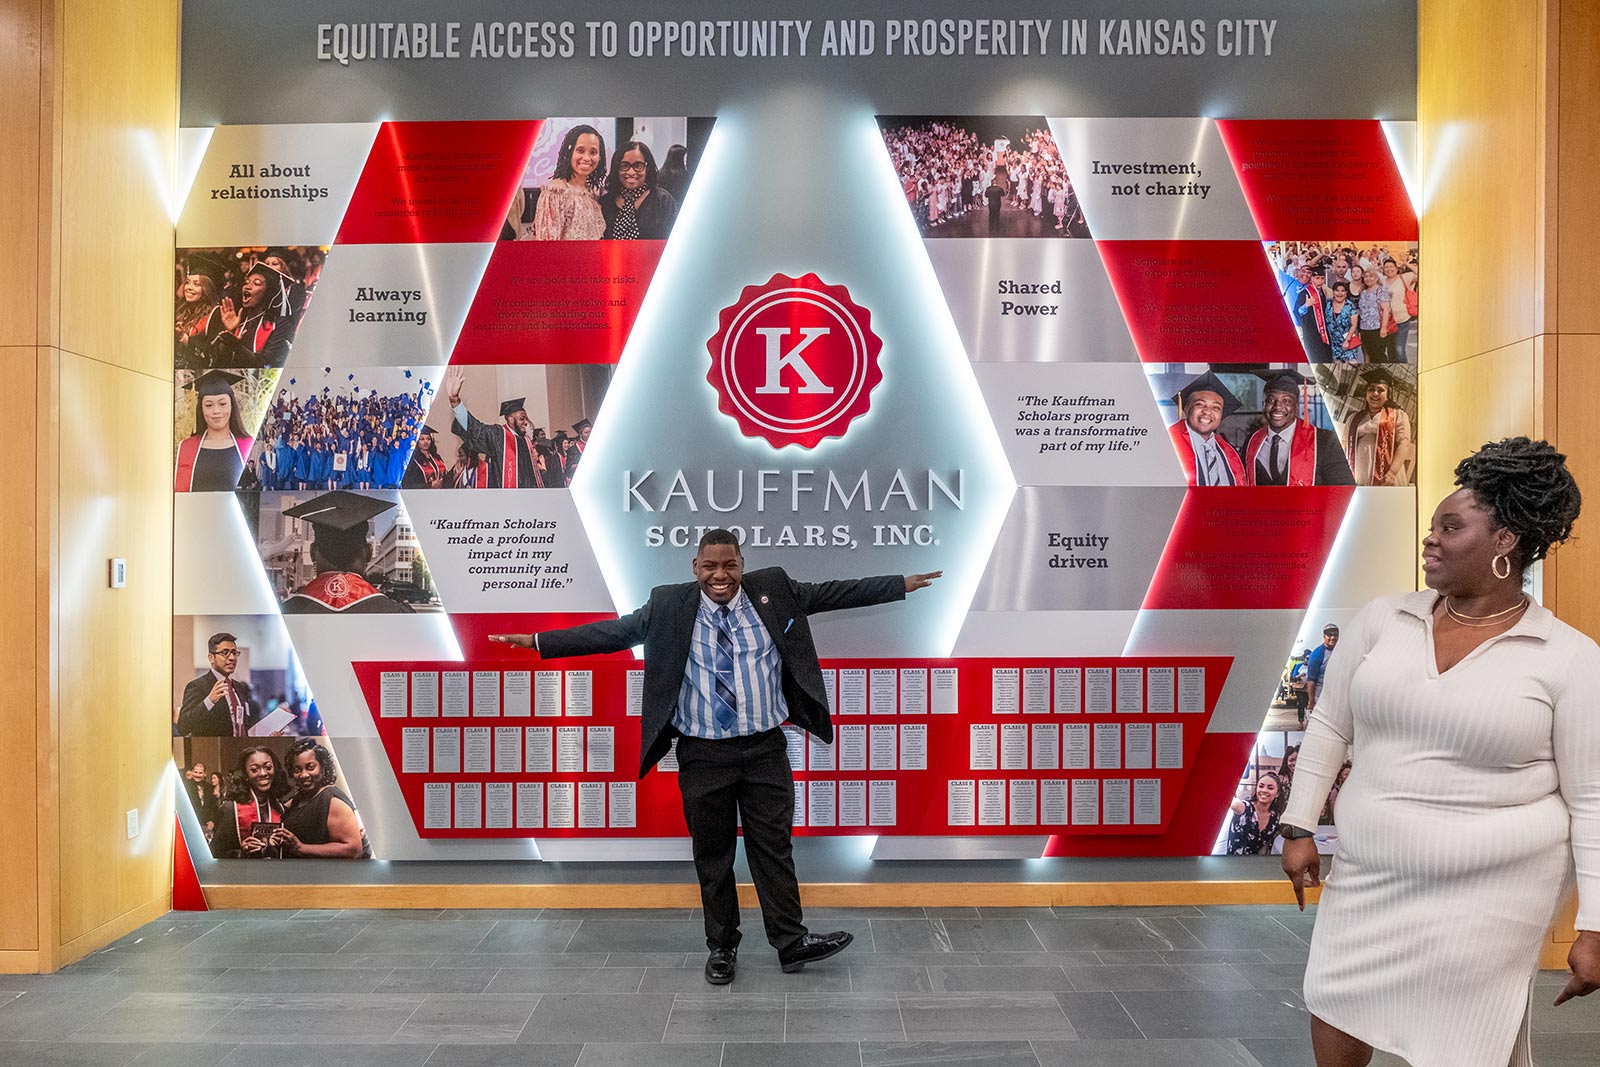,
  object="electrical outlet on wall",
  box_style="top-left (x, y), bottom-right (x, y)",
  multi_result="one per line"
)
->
top-left (126, 809), bottom-right (139, 839)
